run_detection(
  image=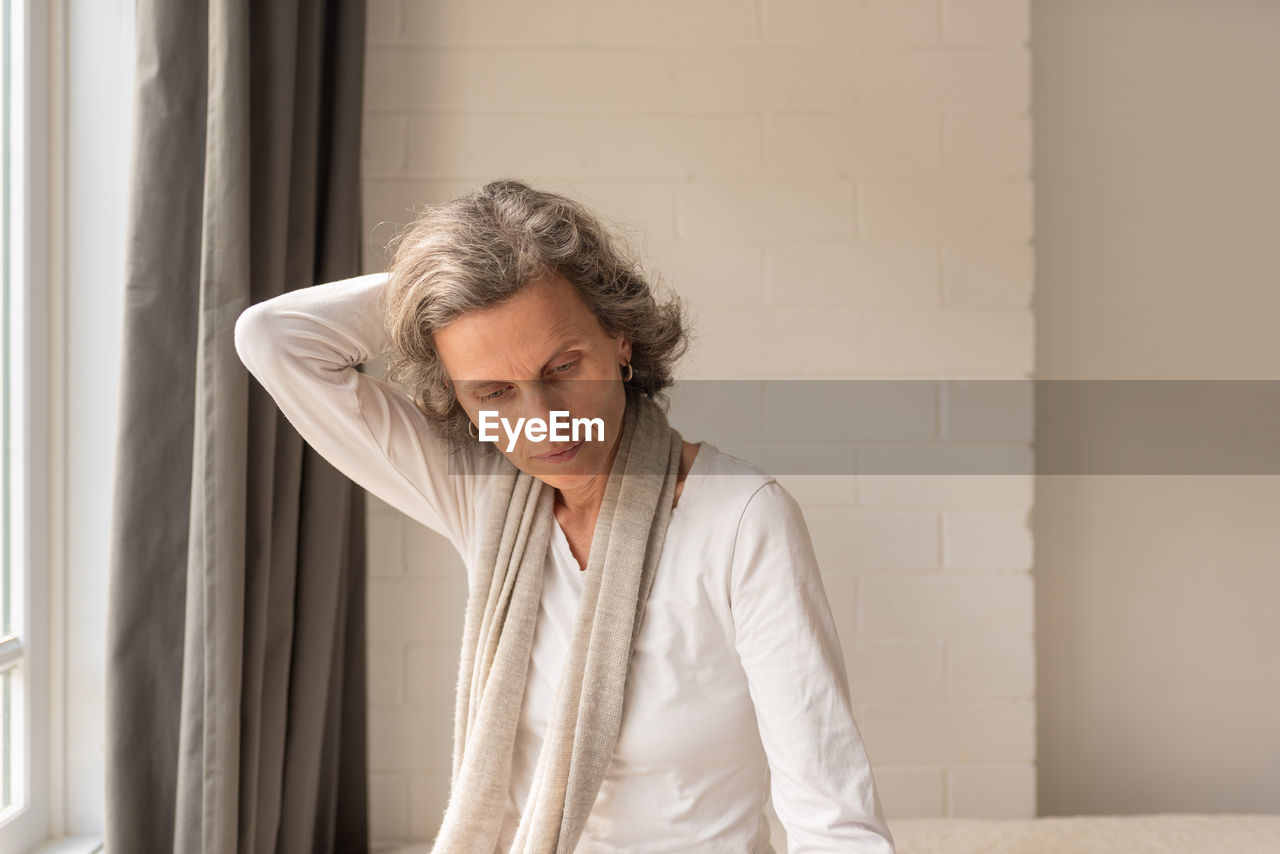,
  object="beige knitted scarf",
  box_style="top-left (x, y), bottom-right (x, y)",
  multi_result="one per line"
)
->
top-left (430, 392), bottom-right (684, 854)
